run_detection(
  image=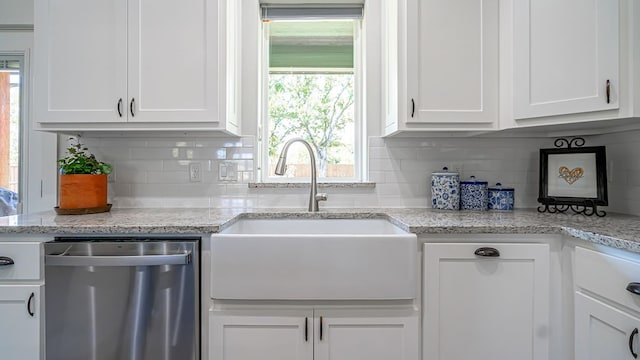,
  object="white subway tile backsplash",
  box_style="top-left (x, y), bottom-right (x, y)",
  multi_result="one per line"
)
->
top-left (79, 131), bottom-right (640, 215)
